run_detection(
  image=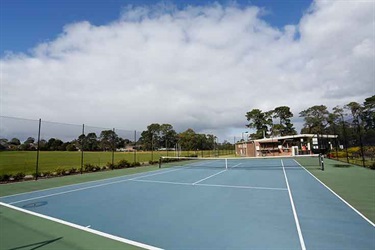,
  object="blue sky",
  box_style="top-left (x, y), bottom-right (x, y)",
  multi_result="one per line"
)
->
top-left (0, 0), bottom-right (373, 141)
top-left (1, 0), bottom-right (312, 55)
